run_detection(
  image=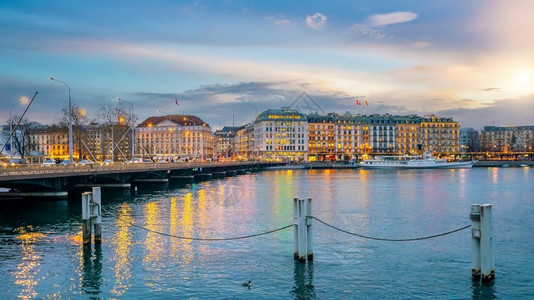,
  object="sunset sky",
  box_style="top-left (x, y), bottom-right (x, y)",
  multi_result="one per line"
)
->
top-left (1, 0), bottom-right (533, 130)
